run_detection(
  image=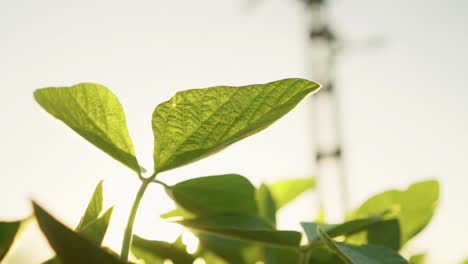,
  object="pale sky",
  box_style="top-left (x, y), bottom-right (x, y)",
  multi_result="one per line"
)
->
top-left (1, 0), bottom-right (467, 263)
